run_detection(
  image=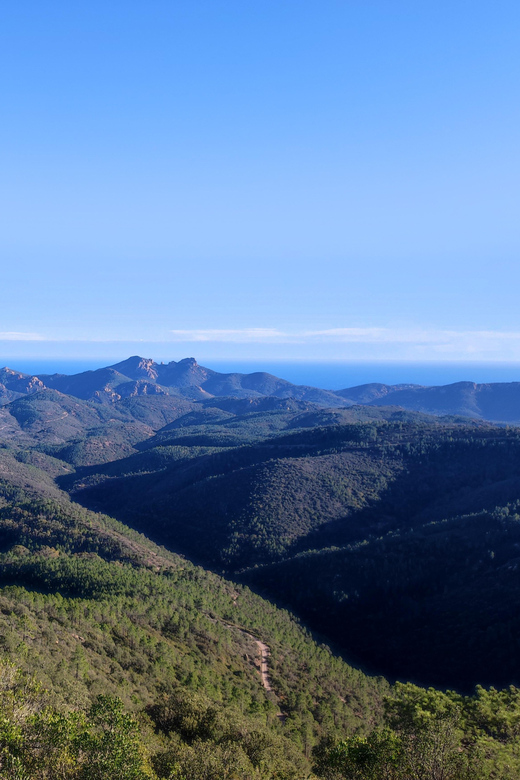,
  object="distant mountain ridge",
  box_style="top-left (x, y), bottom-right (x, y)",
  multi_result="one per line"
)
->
top-left (1, 355), bottom-right (520, 422)
top-left (338, 380), bottom-right (520, 422)
top-left (1, 355), bottom-right (353, 407)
